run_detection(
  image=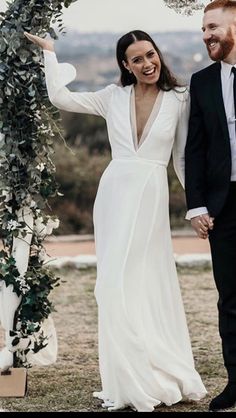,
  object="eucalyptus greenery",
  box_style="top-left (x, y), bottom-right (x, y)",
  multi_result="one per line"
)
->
top-left (0, 0), bottom-right (77, 367)
top-left (163, 0), bottom-right (207, 15)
